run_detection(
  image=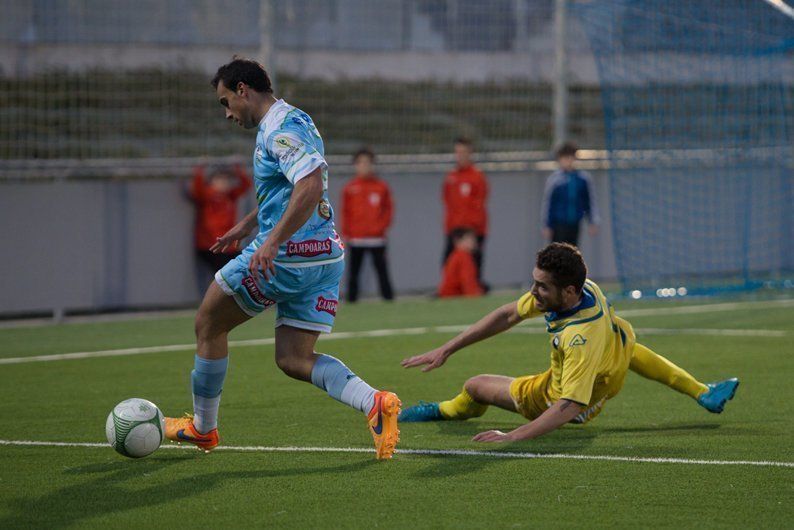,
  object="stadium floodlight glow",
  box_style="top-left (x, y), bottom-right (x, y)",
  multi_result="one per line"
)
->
top-left (677, 287), bottom-right (688, 296)
top-left (630, 290), bottom-right (642, 299)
